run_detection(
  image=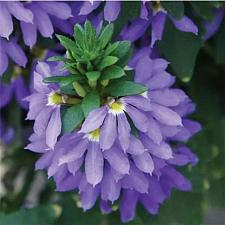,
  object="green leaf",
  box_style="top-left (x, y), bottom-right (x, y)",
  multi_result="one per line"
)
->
top-left (98, 23), bottom-right (114, 49)
top-left (0, 204), bottom-right (61, 225)
top-left (213, 18), bottom-right (225, 64)
top-left (47, 56), bottom-right (68, 62)
top-left (81, 90), bottom-right (100, 117)
top-left (158, 20), bottom-right (202, 82)
top-left (191, 2), bottom-right (214, 20)
top-left (111, 41), bottom-right (131, 59)
top-left (102, 66), bottom-right (125, 80)
top-left (162, 2), bottom-right (184, 19)
top-left (98, 56), bottom-right (119, 70)
top-left (43, 75), bottom-right (82, 86)
top-left (62, 104), bottom-right (84, 133)
top-left (104, 42), bottom-right (120, 57)
top-left (60, 83), bottom-right (77, 95)
top-left (85, 71), bottom-right (101, 82)
top-left (74, 24), bottom-right (85, 48)
top-left (56, 35), bottom-right (79, 56)
top-left (106, 81), bottom-right (147, 97)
